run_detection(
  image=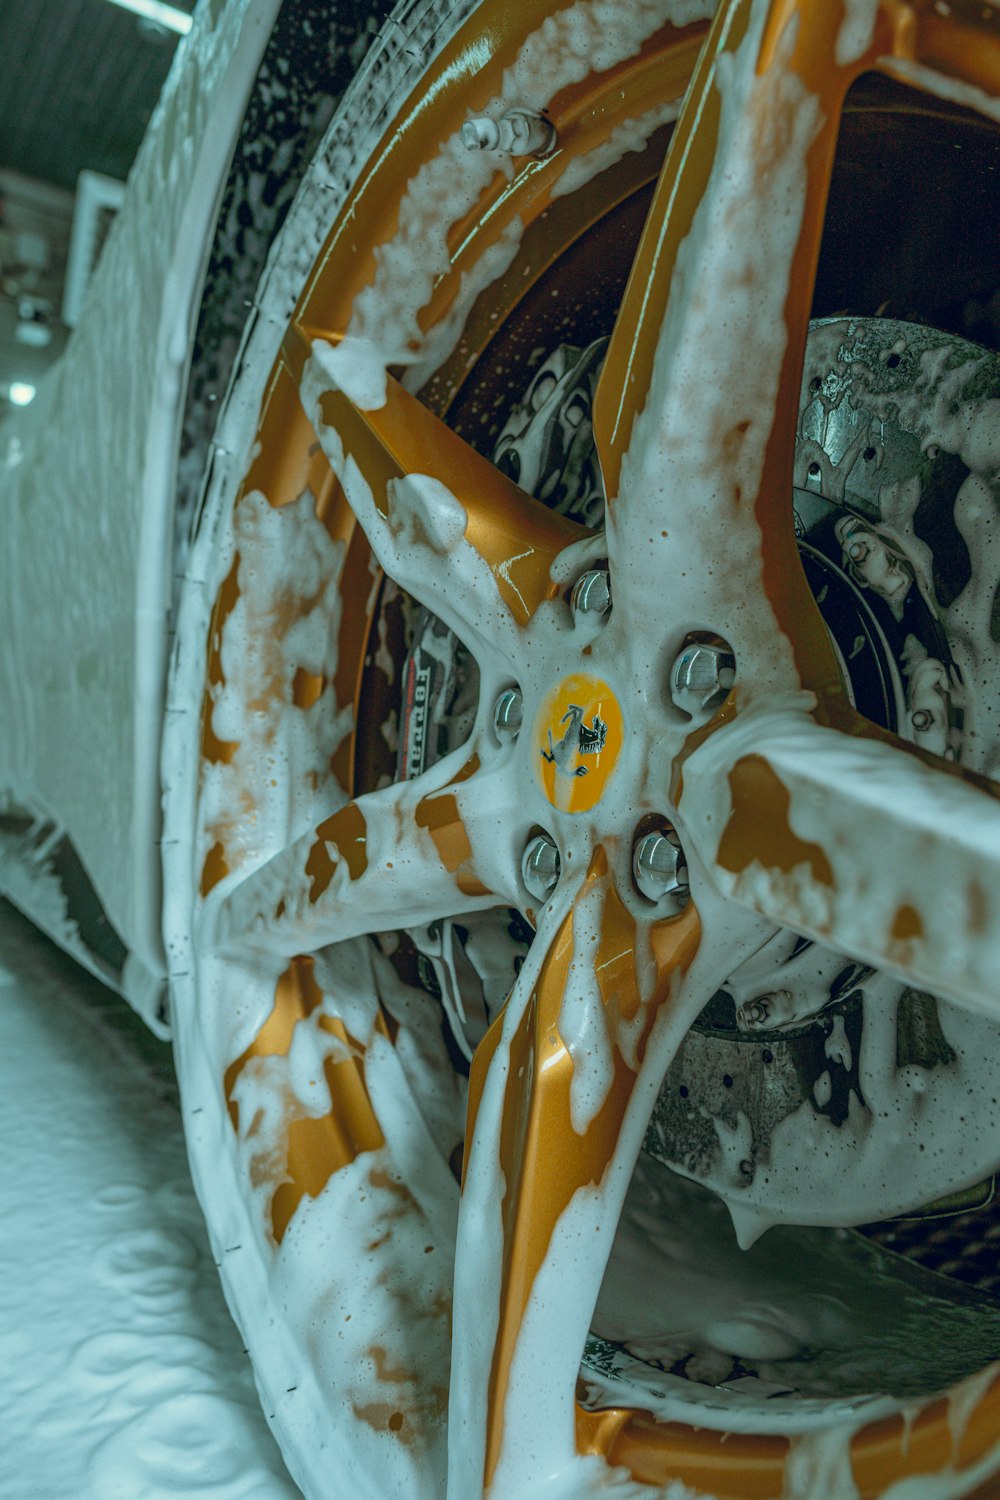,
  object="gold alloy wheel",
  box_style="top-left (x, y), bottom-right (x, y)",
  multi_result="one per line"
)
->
top-left (176, 0), bottom-right (1000, 1496)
